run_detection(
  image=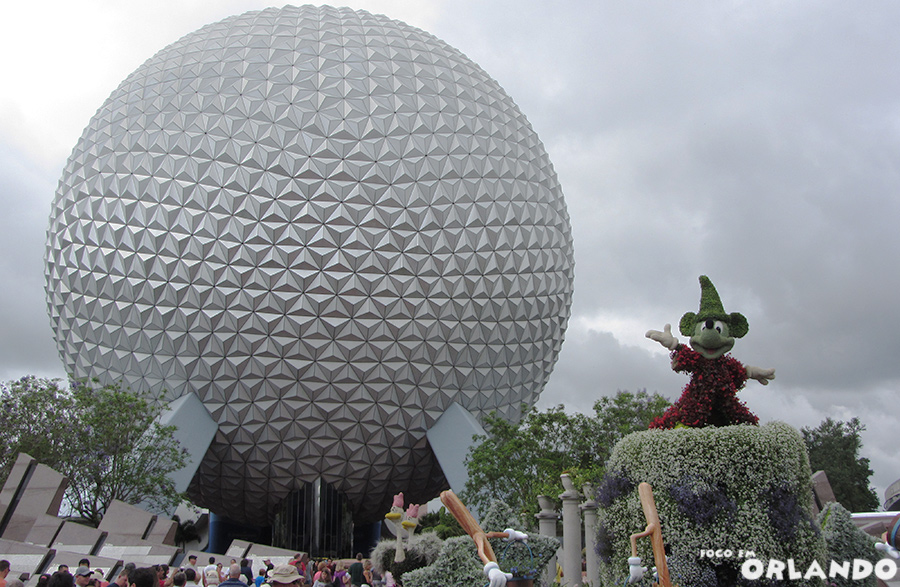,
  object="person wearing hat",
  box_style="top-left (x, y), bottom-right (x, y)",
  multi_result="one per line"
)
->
top-left (266, 566), bottom-right (302, 587)
top-left (74, 568), bottom-right (94, 587)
